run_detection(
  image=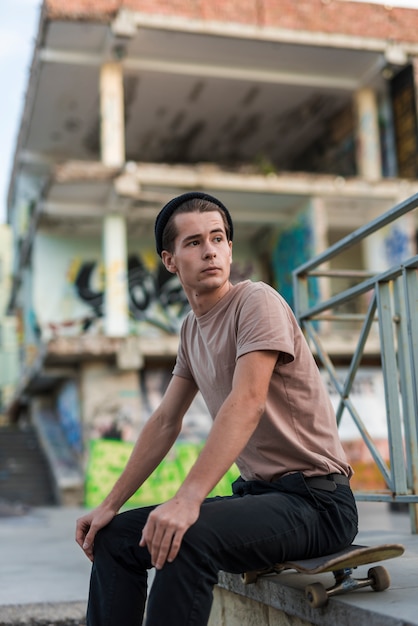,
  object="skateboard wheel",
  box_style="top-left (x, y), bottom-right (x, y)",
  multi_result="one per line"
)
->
top-left (305, 582), bottom-right (329, 608)
top-left (368, 566), bottom-right (390, 591)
